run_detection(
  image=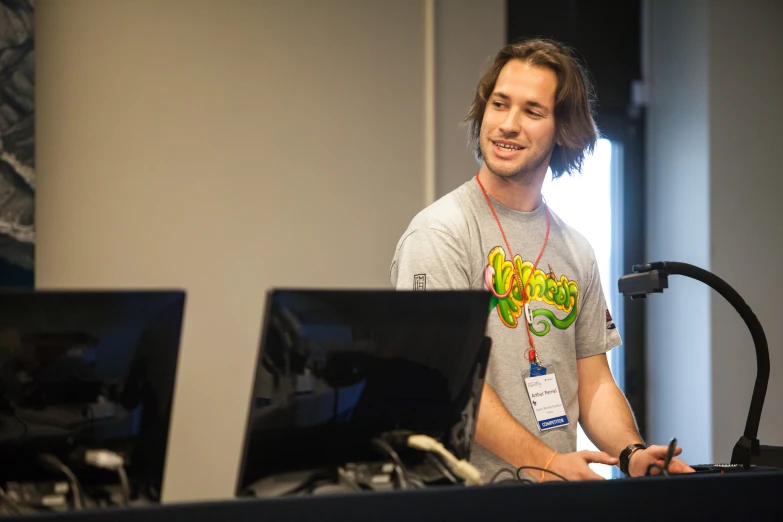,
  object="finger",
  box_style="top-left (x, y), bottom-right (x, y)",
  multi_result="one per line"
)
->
top-left (645, 445), bottom-right (683, 459)
top-left (580, 450), bottom-right (619, 465)
top-left (643, 445), bottom-right (669, 457)
top-left (643, 460), bottom-right (667, 476)
top-left (667, 458), bottom-right (695, 474)
top-left (584, 469), bottom-right (606, 481)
